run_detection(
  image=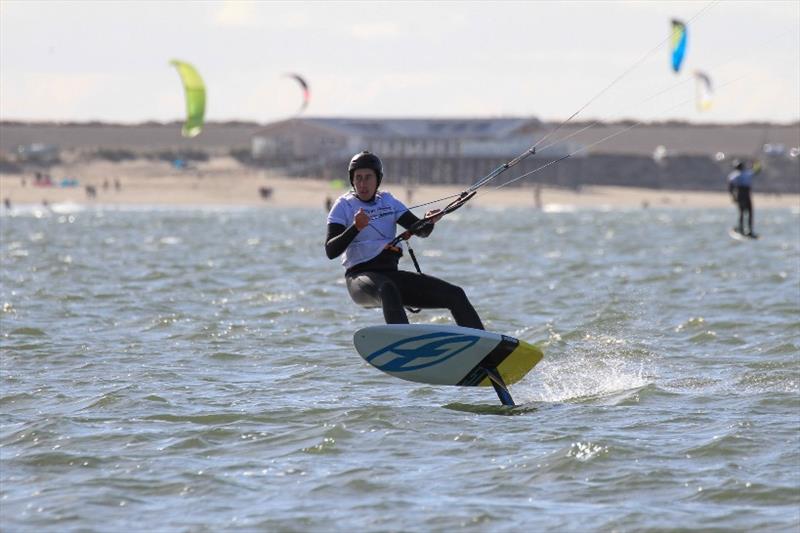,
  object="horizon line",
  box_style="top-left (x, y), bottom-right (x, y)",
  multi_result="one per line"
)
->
top-left (2, 117), bottom-right (799, 128)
